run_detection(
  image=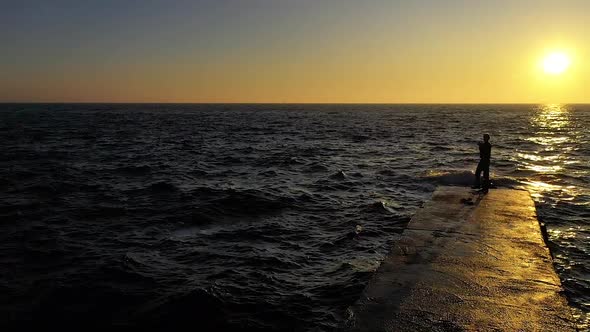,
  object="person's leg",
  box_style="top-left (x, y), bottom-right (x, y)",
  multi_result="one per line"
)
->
top-left (474, 160), bottom-right (483, 187)
top-left (482, 160), bottom-right (490, 191)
